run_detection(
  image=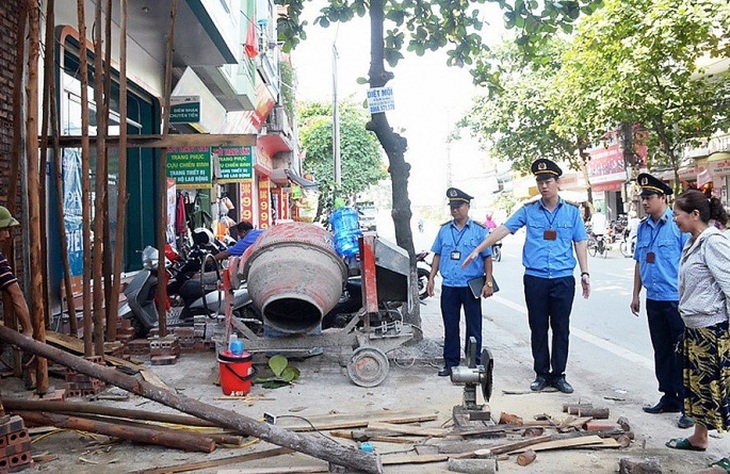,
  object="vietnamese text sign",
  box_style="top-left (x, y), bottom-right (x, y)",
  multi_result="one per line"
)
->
top-left (166, 146), bottom-right (212, 188)
top-left (367, 87), bottom-right (395, 114)
top-left (170, 96), bottom-right (201, 123)
top-left (213, 146), bottom-right (254, 182)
